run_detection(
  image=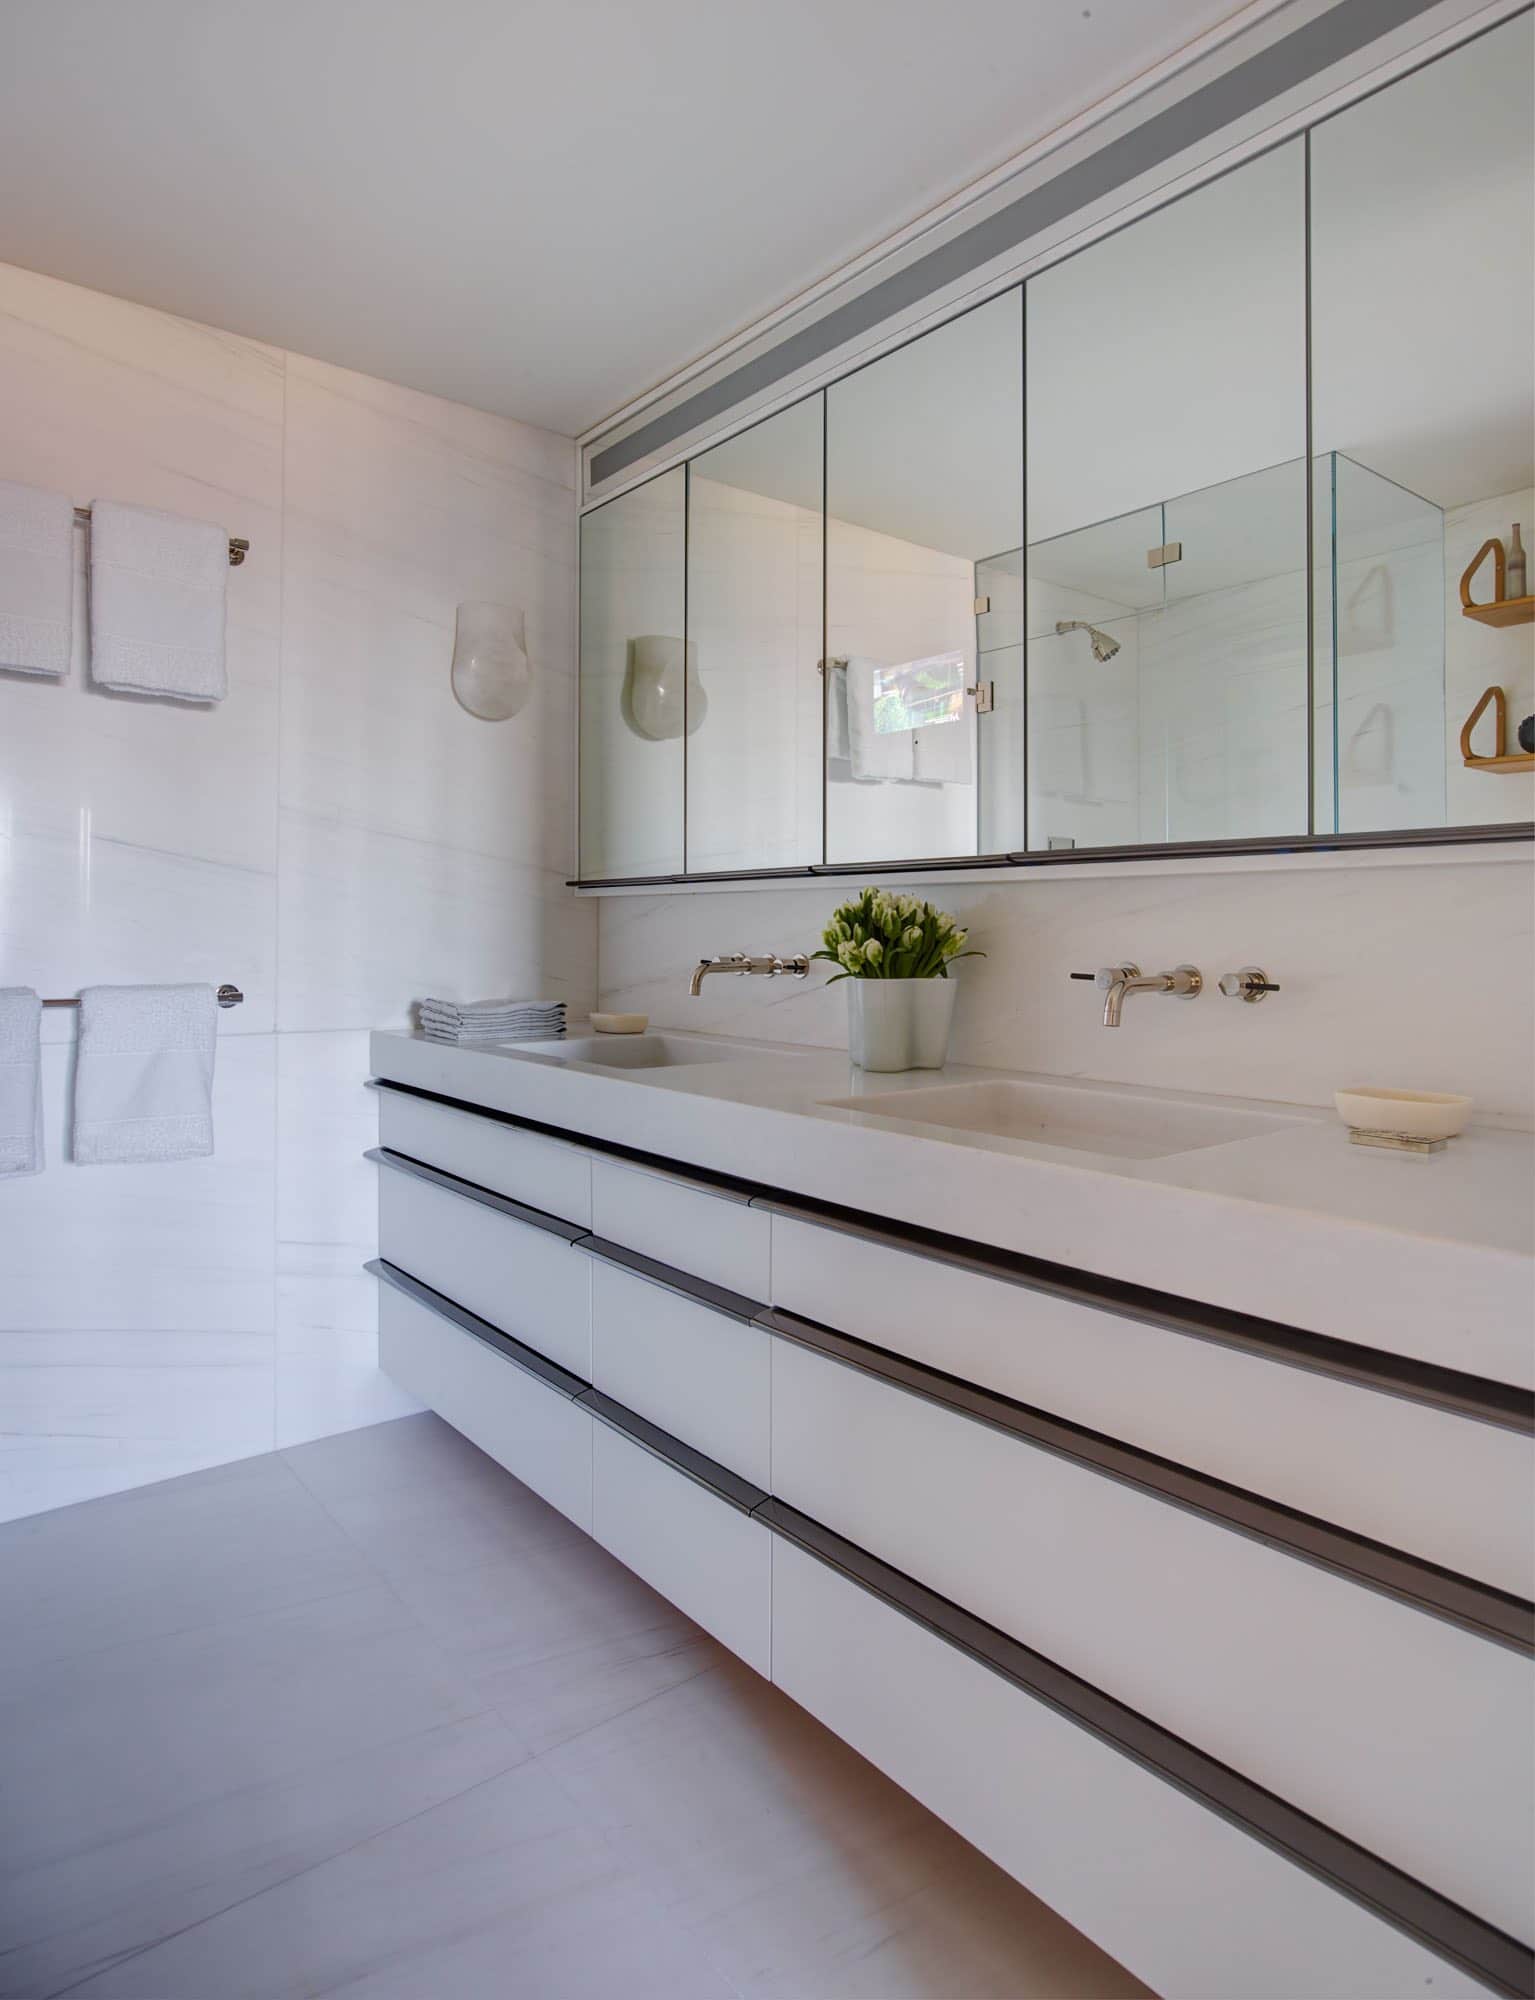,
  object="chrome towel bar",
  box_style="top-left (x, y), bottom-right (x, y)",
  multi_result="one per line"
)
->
top-left (72, 506), bottom-right (249, 567)
top-left (42, 984), bottom-right (244, 1009)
